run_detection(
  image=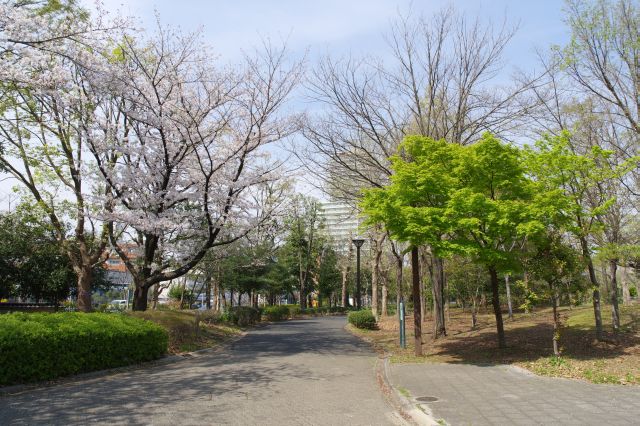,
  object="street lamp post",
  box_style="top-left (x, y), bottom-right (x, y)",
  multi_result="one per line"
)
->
top-left (352, 237), bottom-right (365, 310)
